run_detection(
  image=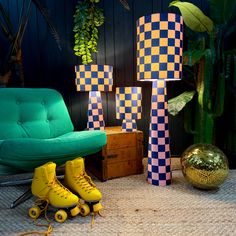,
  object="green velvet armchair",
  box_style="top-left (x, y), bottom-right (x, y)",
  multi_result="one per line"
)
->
top-left (0, 88), bottom-right (107, 175)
